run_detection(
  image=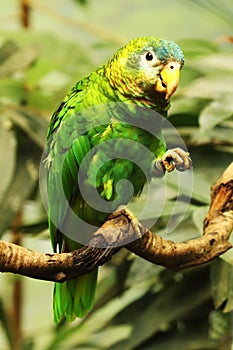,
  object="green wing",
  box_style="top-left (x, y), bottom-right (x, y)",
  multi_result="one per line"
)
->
top-left (46, 77), bottom-right (92, 251)
top-left (46, 80), bottom-right (100, 322)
